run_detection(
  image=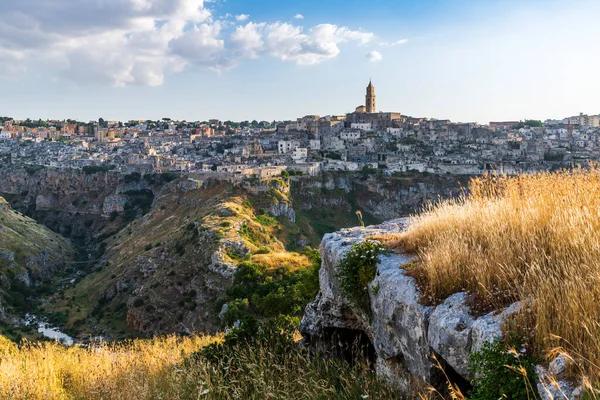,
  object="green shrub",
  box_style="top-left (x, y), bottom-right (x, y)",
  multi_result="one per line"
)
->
top-left (220, 248), bottom-right (321, 323)
top-left (253, 246), bottom-right (271, 255)
top-left (24, 165), bottom-right (44, 176)
top-left (254, 213), bottom-right (277, 227)
top-left (133, 298), bottom-right (144, 308)
top-left (337, 239), bottom-right (385, 314)
top-left (469, 338), bottom-right (538, 400)
top-left (123, 172), bottom-right (141, 183)
top-left (144, 243), bottom-right (153, 251)
top-left (221, 298), bottom-right (250, 326)
top-left (82, 165), bottom-right (115, 175)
